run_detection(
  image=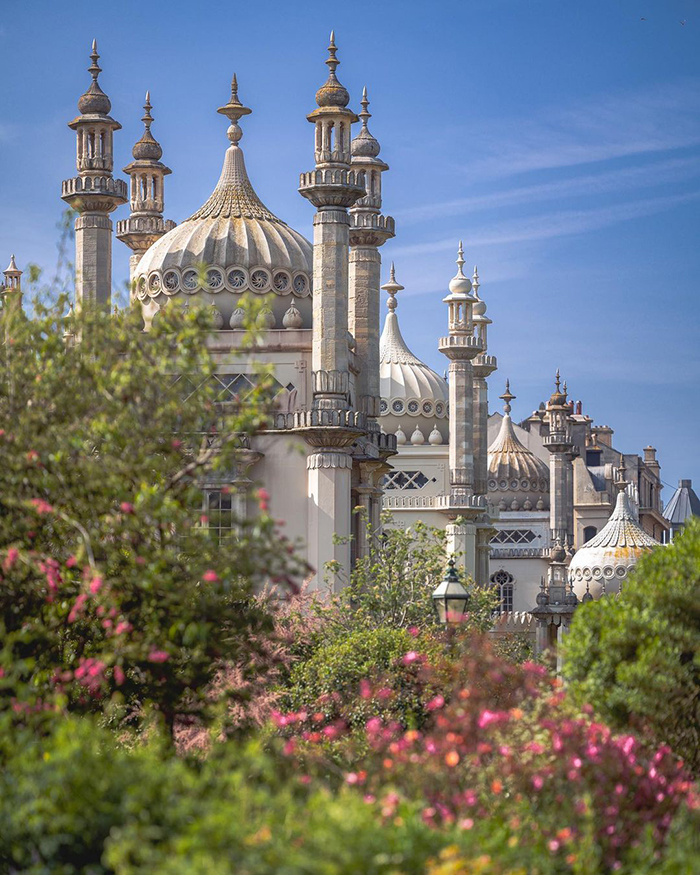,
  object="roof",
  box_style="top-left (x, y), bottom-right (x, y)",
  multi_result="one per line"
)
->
top-left (663, 479), bottom-right (700, 526)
